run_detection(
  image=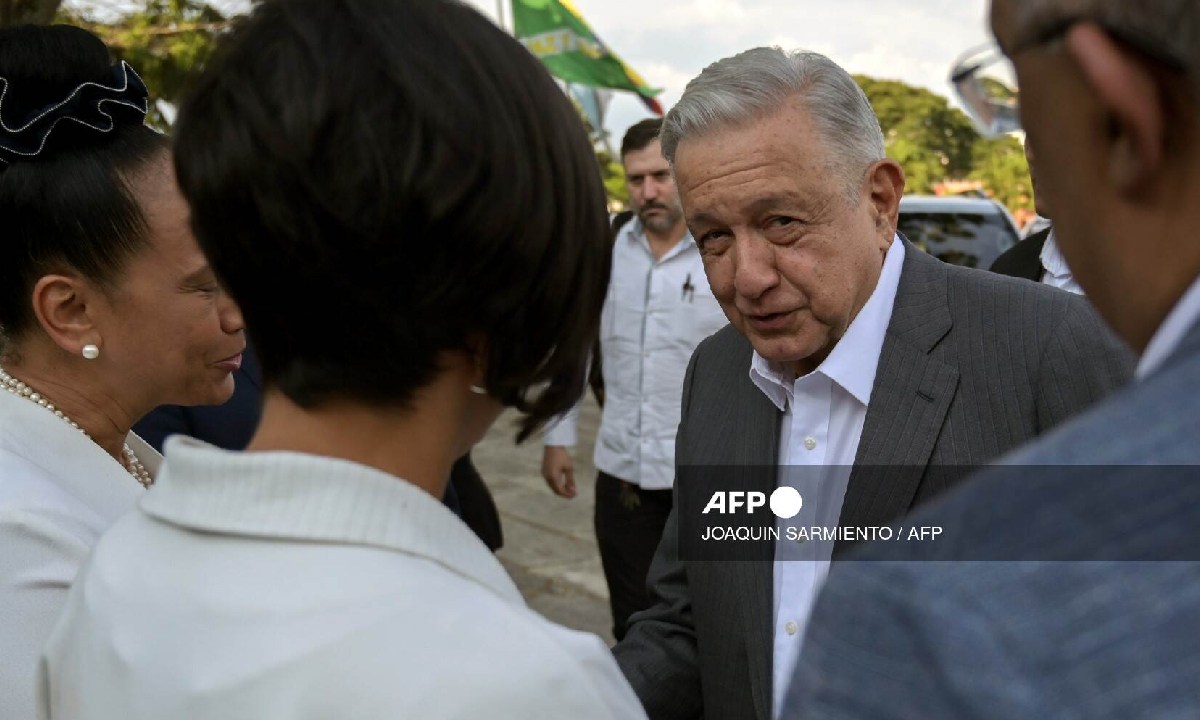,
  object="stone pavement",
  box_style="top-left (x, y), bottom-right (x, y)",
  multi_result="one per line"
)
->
top-left (470, 394), bottom-right (616, 644)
